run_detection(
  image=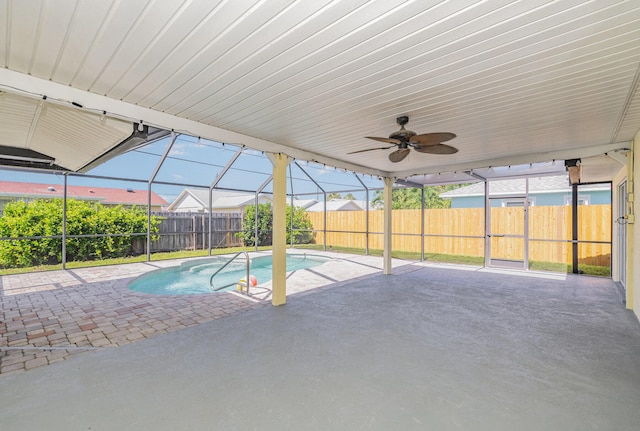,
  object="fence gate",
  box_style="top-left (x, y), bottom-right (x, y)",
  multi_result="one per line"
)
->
top-left (487, 195), bottom-right (530, 270)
